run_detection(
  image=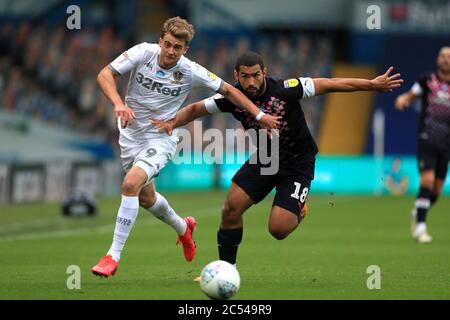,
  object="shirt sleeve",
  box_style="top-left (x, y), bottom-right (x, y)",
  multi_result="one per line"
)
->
top-left (109, 43), bottom-right (152, 75)
top-left (299, 77), bottom-right (315, 98)
top-left (282, 77), bottom-right (316, 99)
top-left (411, 75), bottom-right (428, 96)
top-left (204, 94), bottom-right (223, 114)
top-left (204, 94), bottom-right (235, 114)
top-left (191, 63), bottom-right (224, 92)
top-left (411, 82), bottom-right (423, 96)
